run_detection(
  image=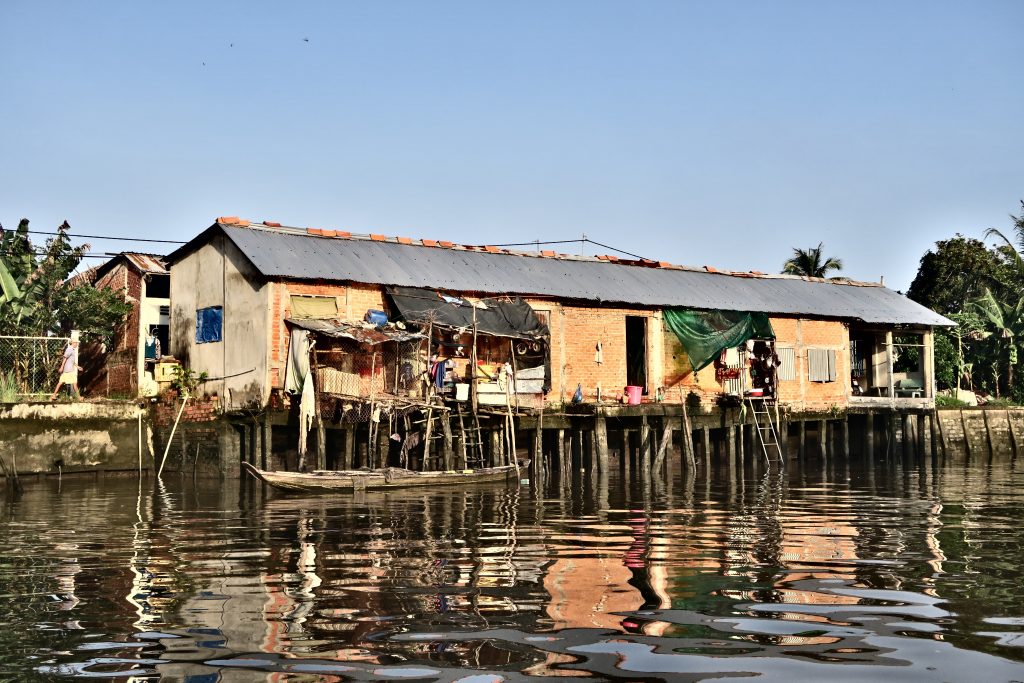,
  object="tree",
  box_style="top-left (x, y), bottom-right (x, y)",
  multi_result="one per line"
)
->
top-left (0, 218), bottom-right (131, 344)
top-left (907, 235), bottom-right (1019, 316)
top-left (781, 242), bottom-right (843, 278)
